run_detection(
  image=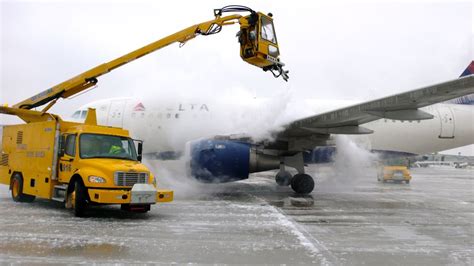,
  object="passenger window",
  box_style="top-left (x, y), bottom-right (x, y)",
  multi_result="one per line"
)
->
top-left (65, 135), bottom-right (76, 156)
